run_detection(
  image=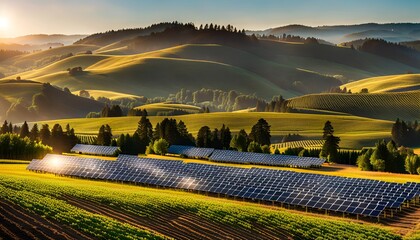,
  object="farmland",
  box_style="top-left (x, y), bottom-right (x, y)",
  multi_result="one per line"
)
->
top-left (342, 74), bottom-right (420, 93)
top-left (1, 163), bottom-right (415, 239)
top-left (34, 112), bottom-right (393, 149)
top-left (287, 91), bottom-right (420, 121)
